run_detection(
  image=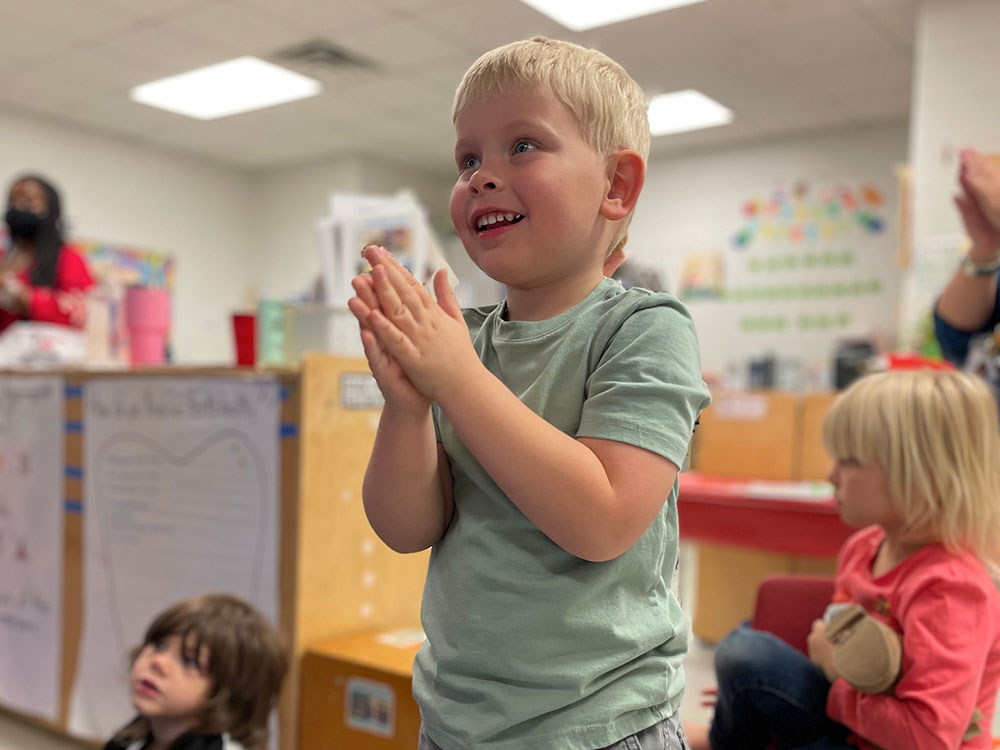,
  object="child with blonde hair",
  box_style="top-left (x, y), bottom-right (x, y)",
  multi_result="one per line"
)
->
top-left (349, 37), bottom-right (710, 750)
top-left (689, 370), bottom-right (1000, 749)
top-left (104, 594), bottom-right (287, 750)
